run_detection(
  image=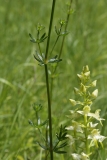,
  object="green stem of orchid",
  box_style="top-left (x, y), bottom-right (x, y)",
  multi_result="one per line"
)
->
top-left (84, 114), bottom-right (90, 155)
